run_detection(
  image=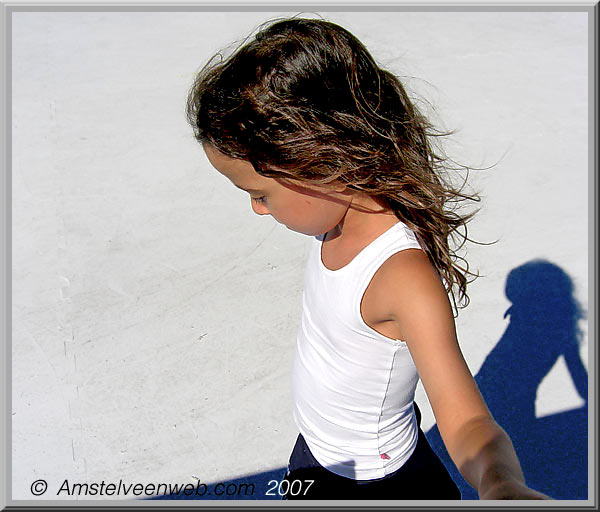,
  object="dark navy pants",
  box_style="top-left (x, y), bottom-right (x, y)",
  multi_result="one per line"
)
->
top-left (282, 403), bottom-right (461, 500)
